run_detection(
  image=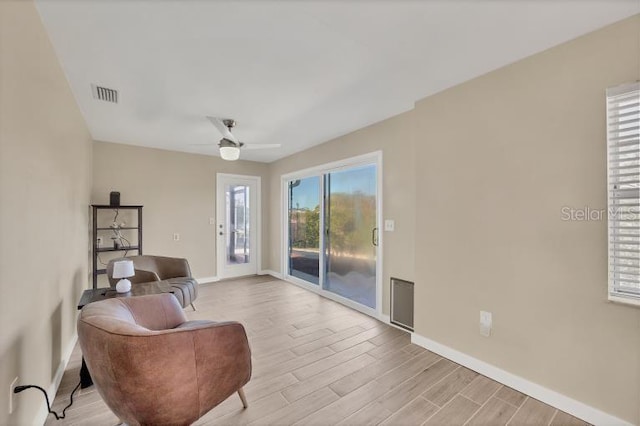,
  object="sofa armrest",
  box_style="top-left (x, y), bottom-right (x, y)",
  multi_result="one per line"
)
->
top-left (156, 256), bottom-right (192, 279)
top-left (107, 257), bottom-right (163, 287)
top-left (129, 269), bottom-right (161, 284)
